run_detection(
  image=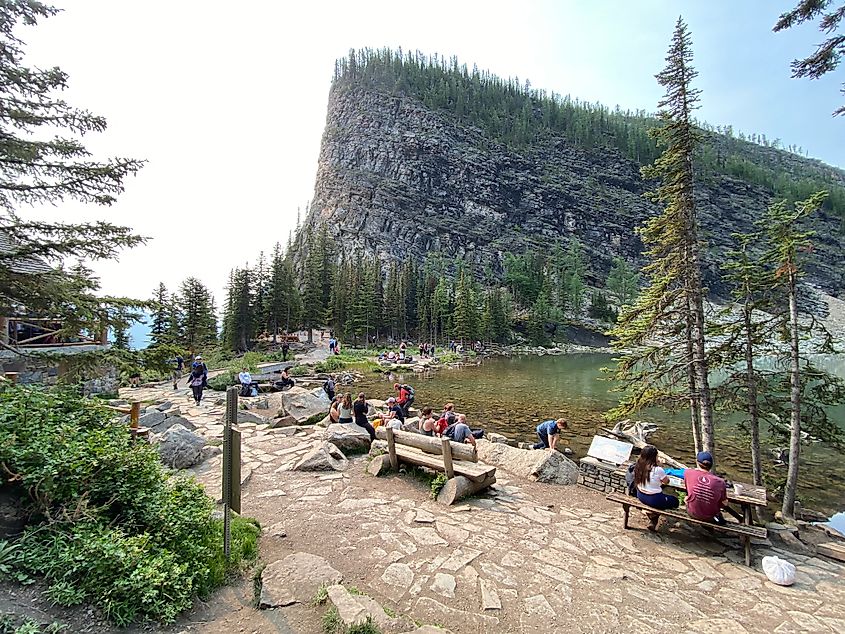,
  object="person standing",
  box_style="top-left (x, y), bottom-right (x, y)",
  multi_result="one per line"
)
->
top-left (353, 392), bottom-right (376, 440)
top-left (394, 382), bottom-right (415, 416)
top-left (323, 374), bottom-right (336, 401)
top-left (281, 341), bottom-right (290, 361)
top-left (171, 354), bottom-right (184, 390)
top-left (328, 336), bottom-right (336, 354)
top-left (533, 418), bottom-right (568, 450)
